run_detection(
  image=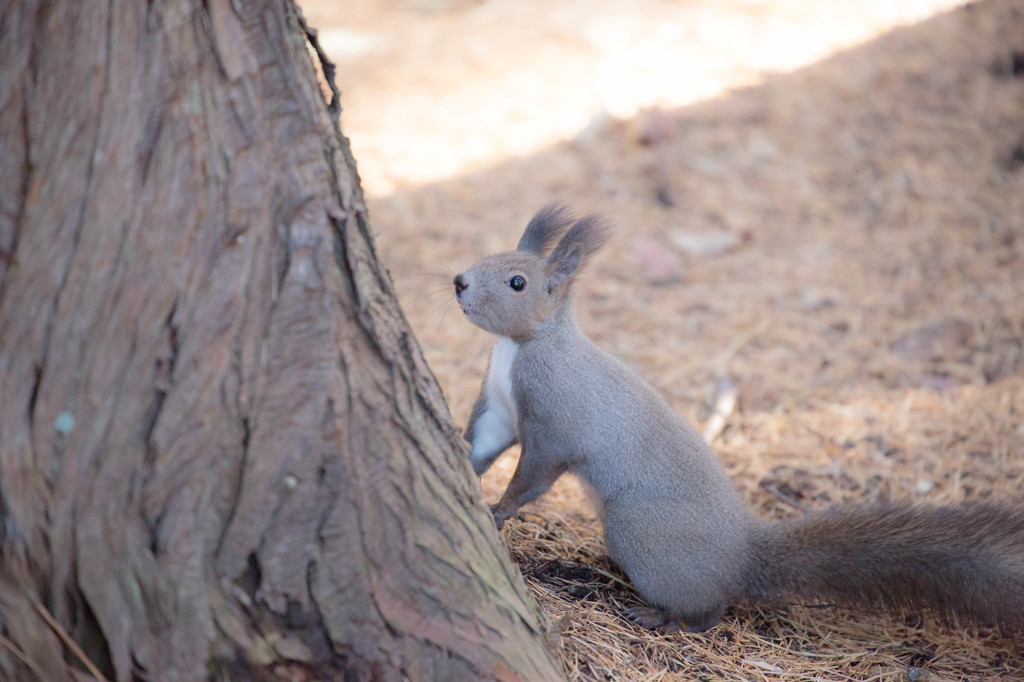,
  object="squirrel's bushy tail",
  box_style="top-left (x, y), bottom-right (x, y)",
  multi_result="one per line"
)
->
top-left (747, 503), bottom-right (1024, 633)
